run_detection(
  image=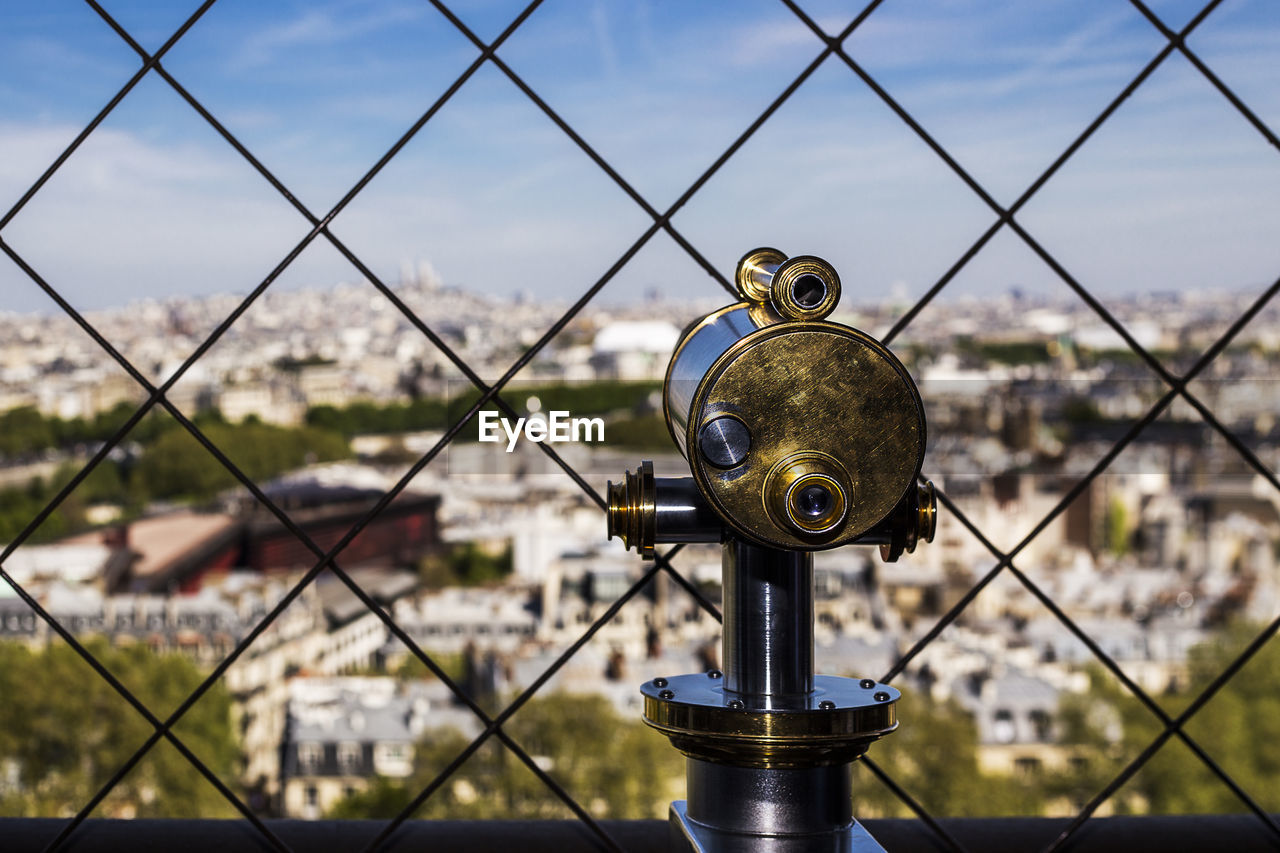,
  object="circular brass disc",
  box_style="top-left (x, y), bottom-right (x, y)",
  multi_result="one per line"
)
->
top-left (688, 324), bottom-right (925, 550)
top-left (641, 673), bottom-right (898, 768)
